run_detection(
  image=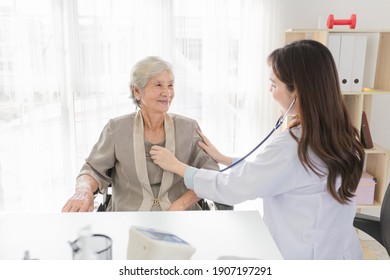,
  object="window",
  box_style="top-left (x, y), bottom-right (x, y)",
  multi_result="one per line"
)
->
top-left (0, 0), bottom-right (277, 212)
